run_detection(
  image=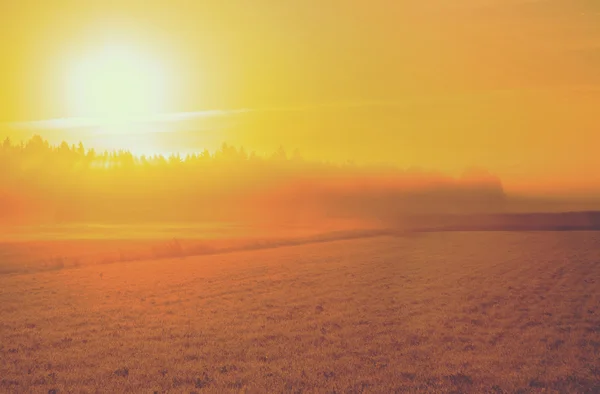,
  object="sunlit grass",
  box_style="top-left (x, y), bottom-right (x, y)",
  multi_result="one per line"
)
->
top-left (1, 232), bottom-right (599, 392)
